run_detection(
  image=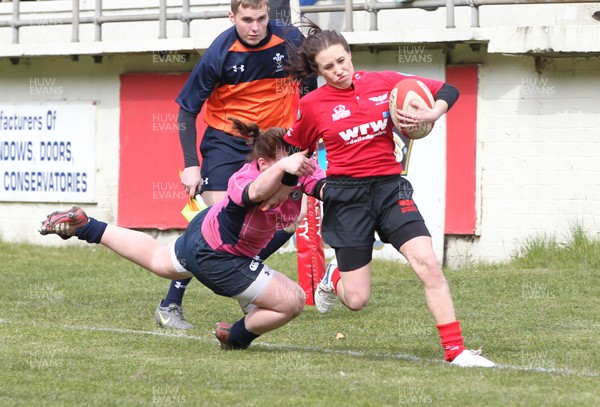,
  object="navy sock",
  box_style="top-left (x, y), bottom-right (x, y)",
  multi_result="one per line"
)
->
top-left (160, 278), bottom-right (192, 307)
top-left (229, 317), bottom-right (259, 349)
top-left (75, 218), bottom-right (107, 244)
top-left (258, 230), bottom-right (294, 260)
